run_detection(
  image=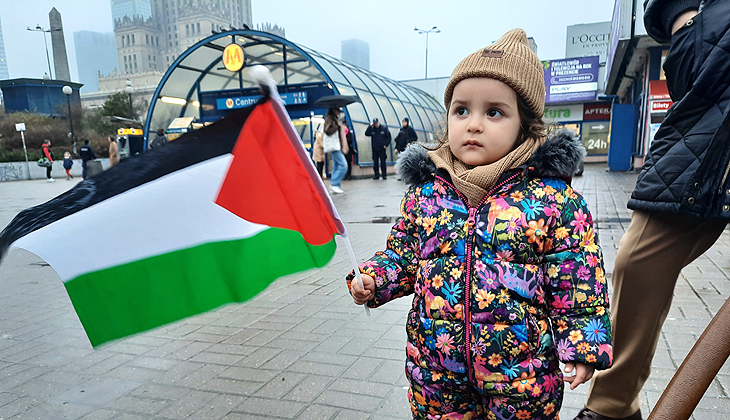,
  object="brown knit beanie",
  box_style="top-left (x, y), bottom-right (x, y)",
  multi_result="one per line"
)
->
top-left (443, 28), bottom-right (545, 118)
